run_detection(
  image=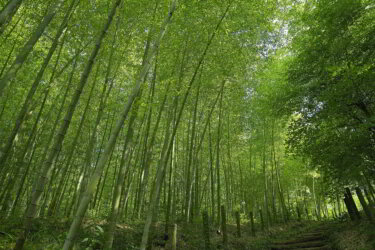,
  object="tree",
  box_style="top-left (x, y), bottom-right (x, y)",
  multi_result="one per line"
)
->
top-left (285, 0), bottom-right (375, 183)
